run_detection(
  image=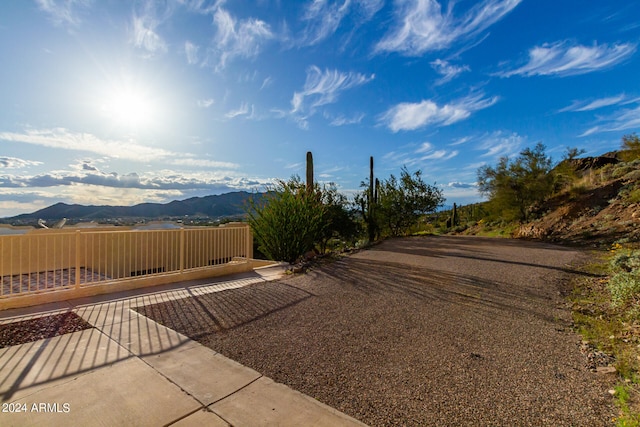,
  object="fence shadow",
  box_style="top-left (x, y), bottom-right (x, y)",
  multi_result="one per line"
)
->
top-left (134, 282), bottom-right (313, 341)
